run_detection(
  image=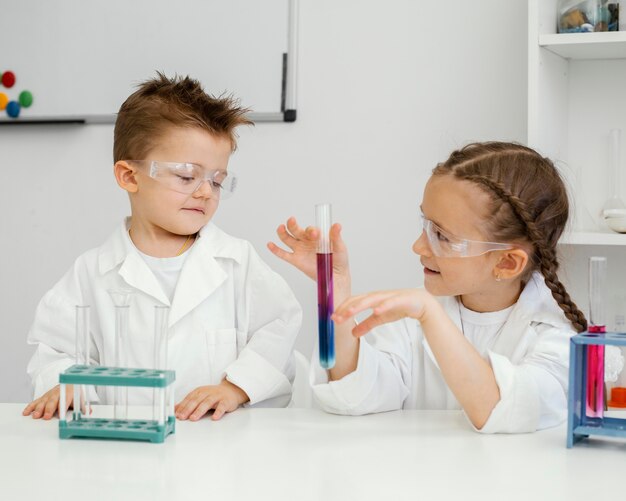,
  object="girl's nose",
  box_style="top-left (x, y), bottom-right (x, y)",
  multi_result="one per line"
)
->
top-left (412, 231), bottom-right (432, 257)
